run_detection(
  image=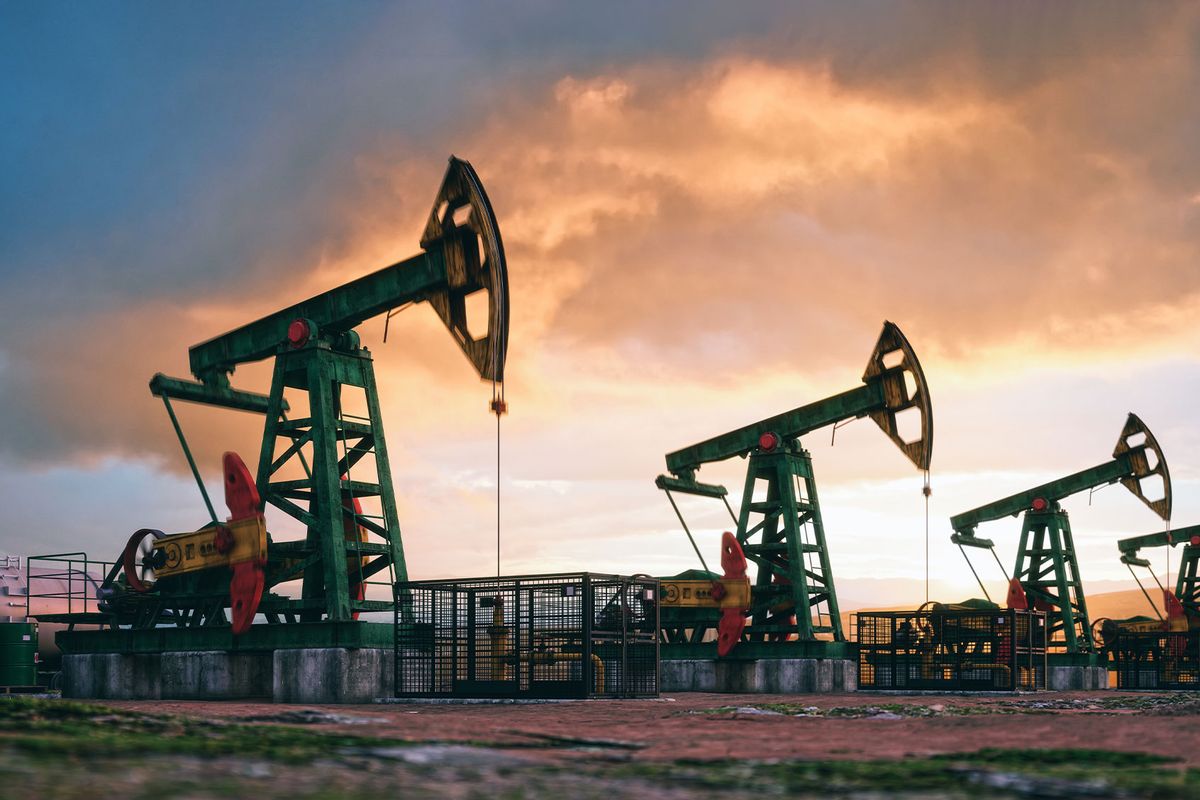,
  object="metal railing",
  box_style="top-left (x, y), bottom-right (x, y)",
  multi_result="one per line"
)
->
top-left (25, 553), bottom-right (114, 618)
